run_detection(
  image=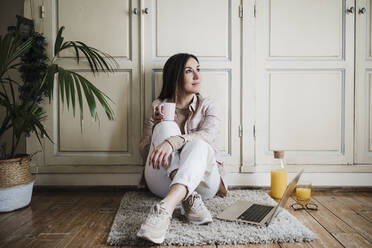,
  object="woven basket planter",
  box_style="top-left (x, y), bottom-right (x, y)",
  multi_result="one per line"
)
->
top-left (0, 156), bottom-right (35, 212)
